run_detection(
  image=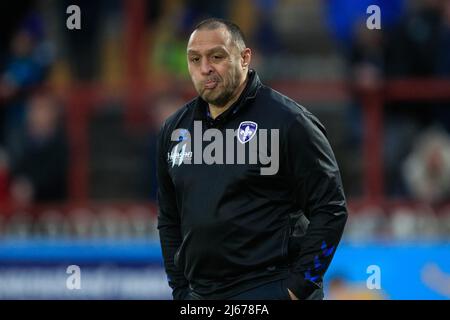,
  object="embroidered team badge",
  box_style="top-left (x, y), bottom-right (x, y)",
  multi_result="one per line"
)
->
top-left (237, 121), bottom-right (258, 144)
